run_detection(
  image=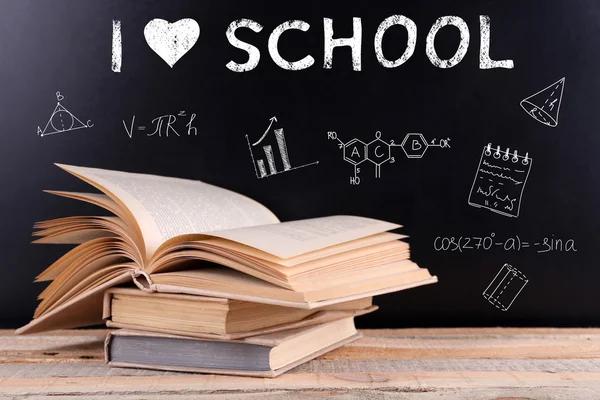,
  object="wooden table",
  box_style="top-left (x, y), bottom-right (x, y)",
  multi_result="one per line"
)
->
top-left (1, 328), bottom-right (599, 399)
